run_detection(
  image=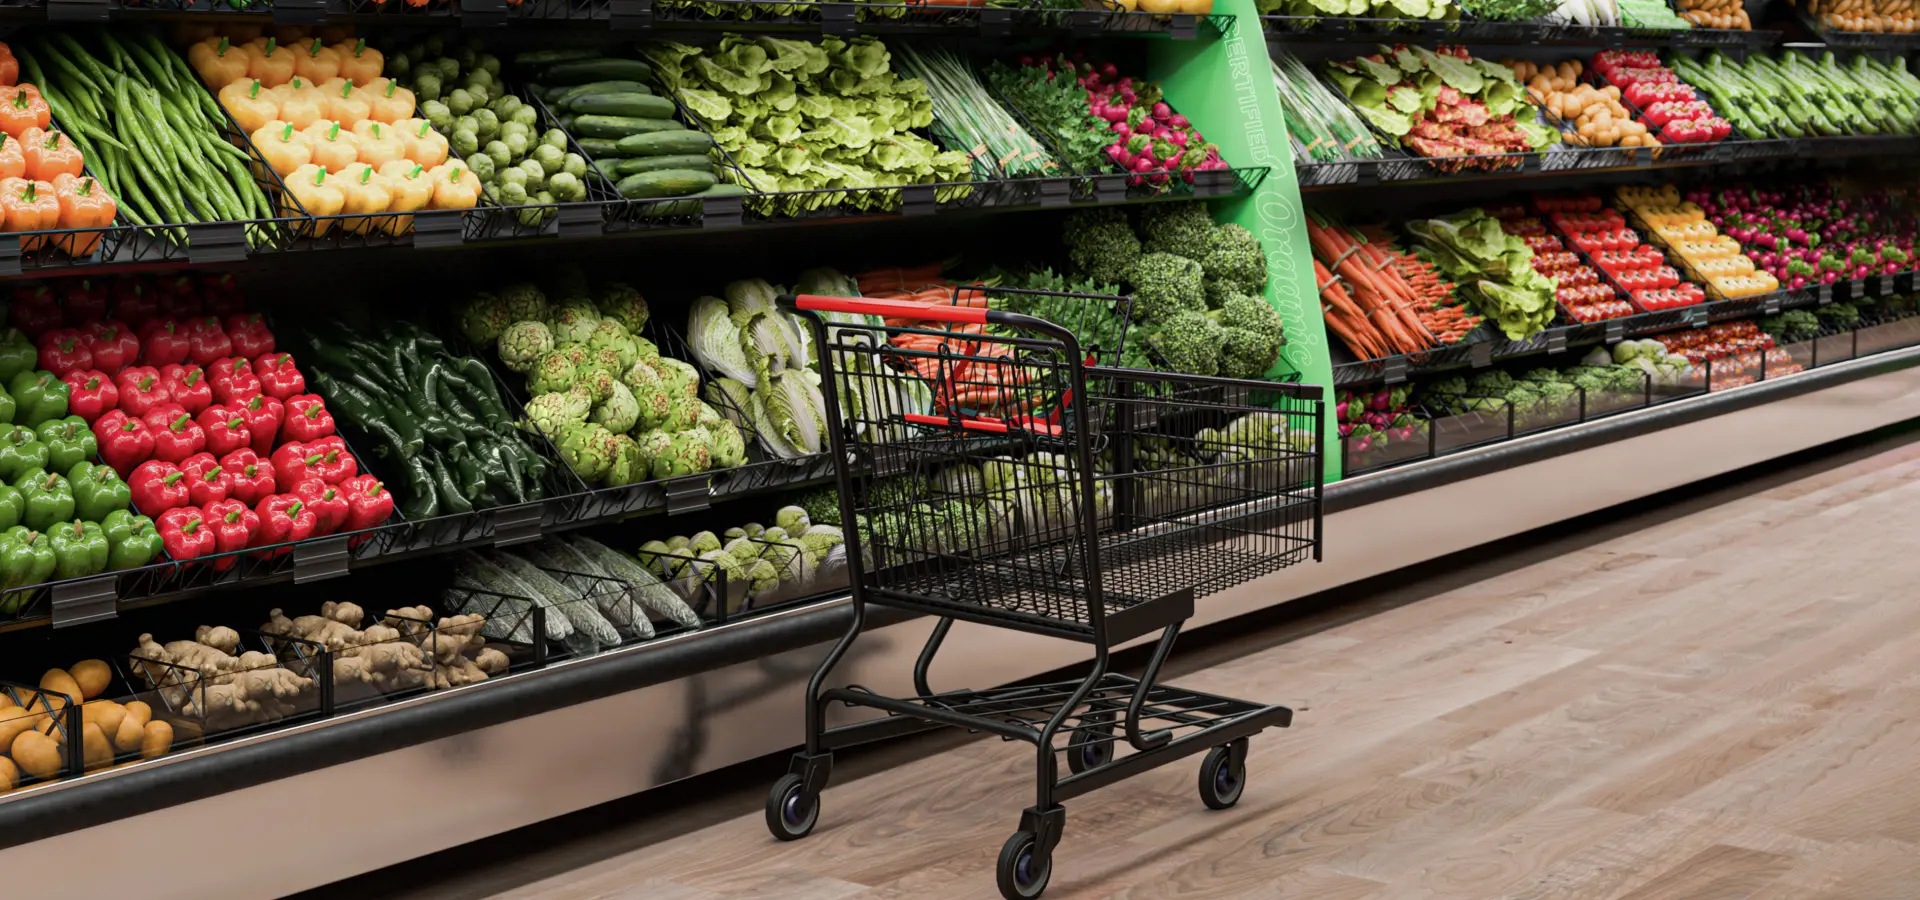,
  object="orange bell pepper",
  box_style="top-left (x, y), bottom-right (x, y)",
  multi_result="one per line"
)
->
top-left (394, 118), bottom-right (448, 168)
top-left (350, 120), bottom-right (405, 169)
top-left (376, 161), bottom-right (431, 235)
top-left (3, 178), bottom-right (60, 250)
top-left (252, 121), bottom-right (313, 177)
top-left (338, 163), bottom-right (392, 234)
top-left (0, 86), bottom-right (50, 138)
top-left (244, 38), bottom-right (296, 88)
top-left (219, 79), bottom-right (280, 135)
top-left (332, 40), bottom-right (383, 87)
top-left (284, 164), bottom-right (343, 235)
top-left (0, 132), bottom-right (25, 181)
top-left (188, 37), bottom-right (248, 90)
top-left (0, 43), bottom-right (17, 88)
top-left (300, 120), bottom-right (358, 173)
top-left (293, 38), bottom-right (342, 84)
top-left (321, 78), bottom-right (370, 123)
top-left (427, 162), bottom-right (479, 210)
top-left (52, 173), bottom-right (114, 258)
top-left (366, 79), bottom-right (415, 124)
top-left (21, 127), bottom-right (82, 182)
top-left (270, 77), bottom-right (325, 130)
